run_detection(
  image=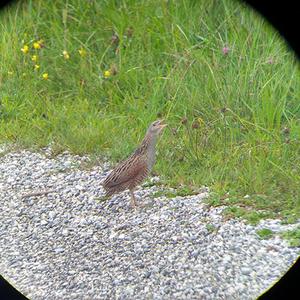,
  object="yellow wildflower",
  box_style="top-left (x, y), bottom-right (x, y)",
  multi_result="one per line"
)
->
top-left (197, 117), bottom-right (205, 125)
top-left (34, 64), bottom-right (40, 70)
top-left (78, 48), bottom-right (86, 57)
top-left (31, 55), bottom-right (38, 62)
top-left (8, 71), bottom-right (13, 75)
top-left (42, 73), bottom-right (49, 80)
top-left (21, 45), bottom-right (29, 54)
top-left (104, 70), bottom-right (111, 78)
top-left (63, 50), bottom-right (70, 60)
top-left (37, 39), bottom-right (44, 48)
top-left (33, 42), bottom-right (41, 49)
